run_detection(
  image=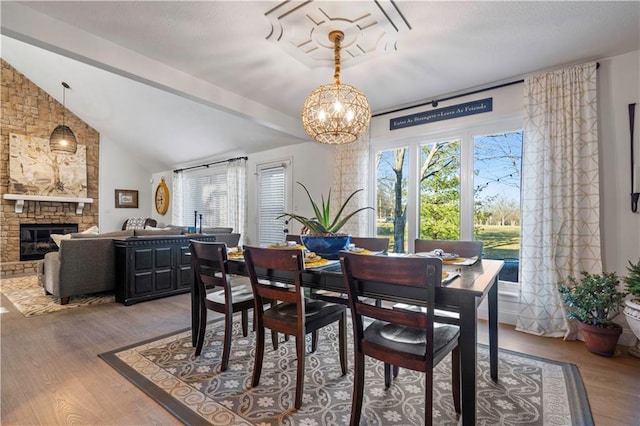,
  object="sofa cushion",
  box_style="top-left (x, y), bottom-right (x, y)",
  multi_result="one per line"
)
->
top-left (134, 228), bottom-right (180, 236)
top-left (52, 226), bottom-right (100, 246)
top-left (71, 230), bottom-right (134, 238)
top-left (201, 227), bottom-right (233, 234)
